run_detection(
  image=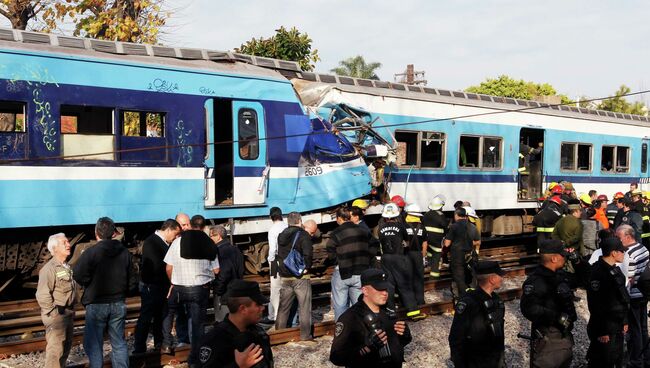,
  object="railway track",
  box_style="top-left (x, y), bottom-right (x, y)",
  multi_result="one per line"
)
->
top-left (0, 244), bottom-right (536, 366)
